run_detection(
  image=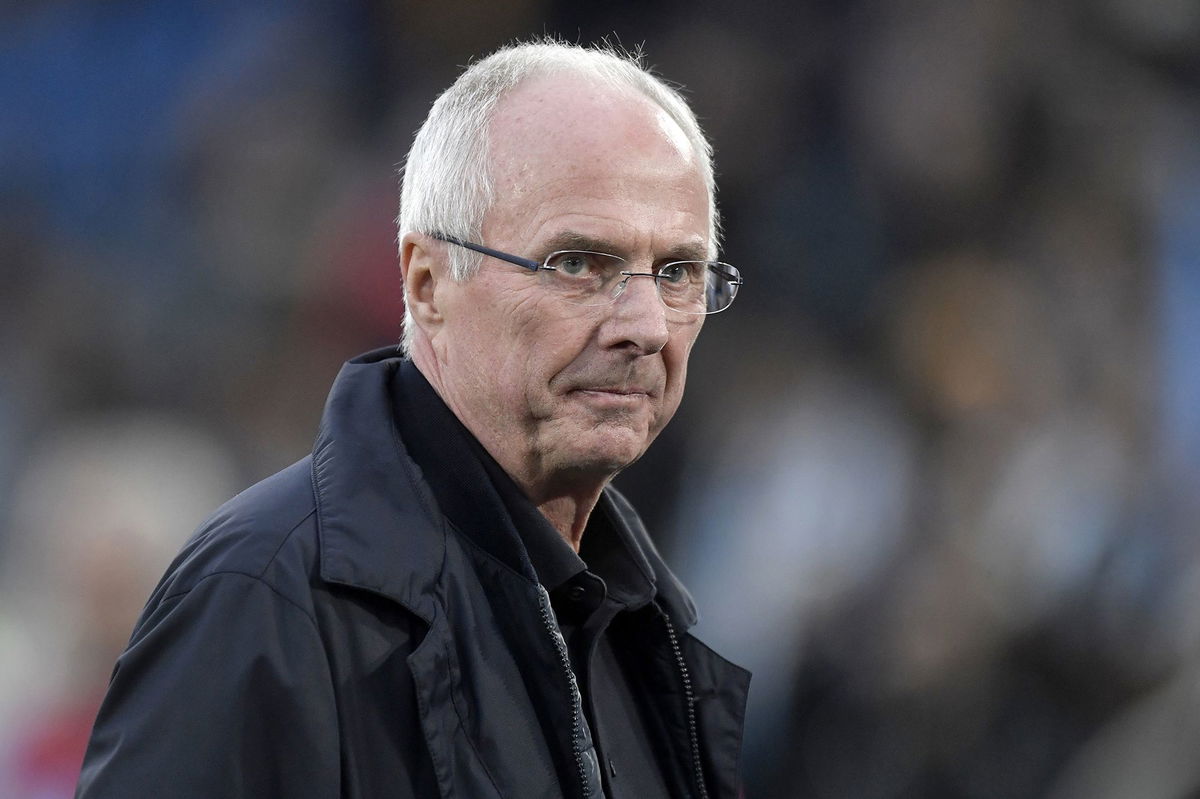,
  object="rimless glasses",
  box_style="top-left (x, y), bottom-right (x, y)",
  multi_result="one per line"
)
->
top-left (431, 233), bottom-right (743, 315)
